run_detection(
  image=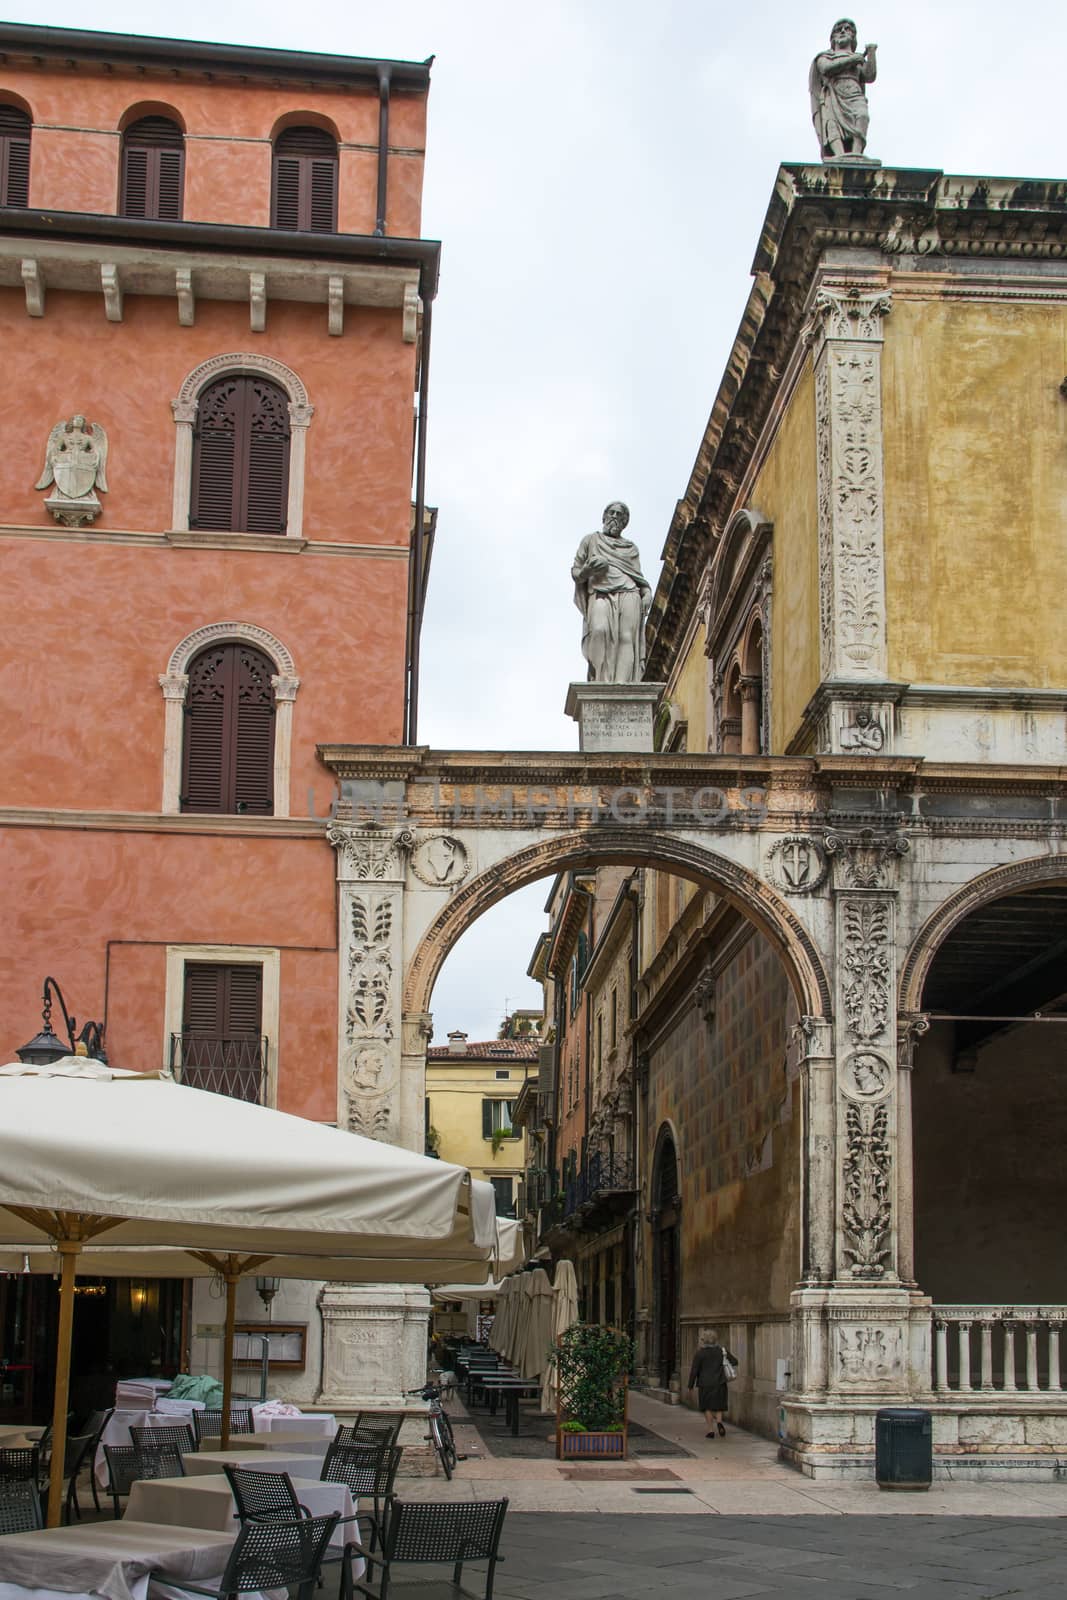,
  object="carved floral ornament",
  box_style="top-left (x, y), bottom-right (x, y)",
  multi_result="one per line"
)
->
top-left (825, 828), bottom-right (909, 891)
top-left (327, 824), bottom-right (416, 883)
top-left (842, 1099), bottom-right (892, 1278)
